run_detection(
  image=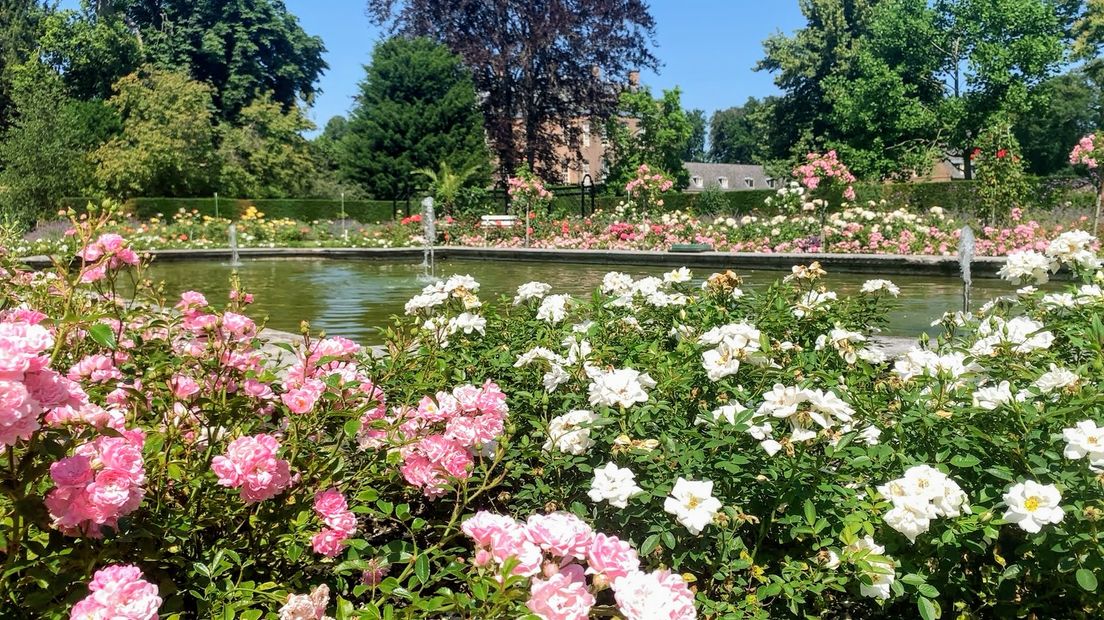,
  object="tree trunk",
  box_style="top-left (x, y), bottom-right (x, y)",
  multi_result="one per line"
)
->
top-left (963, 147), bottom-right (973, 181)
